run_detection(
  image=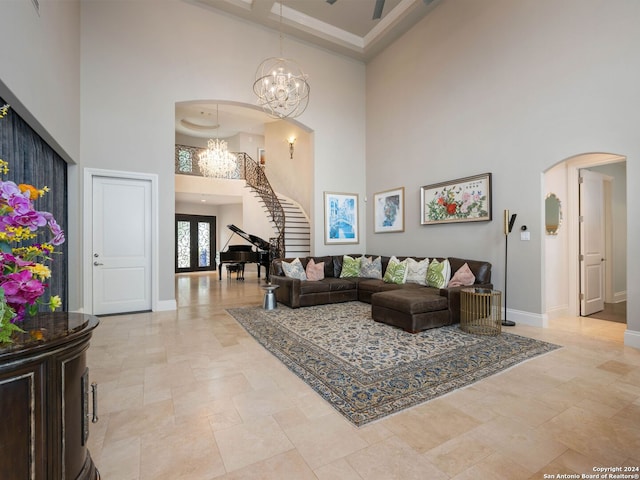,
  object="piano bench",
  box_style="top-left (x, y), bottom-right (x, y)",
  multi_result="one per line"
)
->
top-left (226, 263), bottom-right (245, 281)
